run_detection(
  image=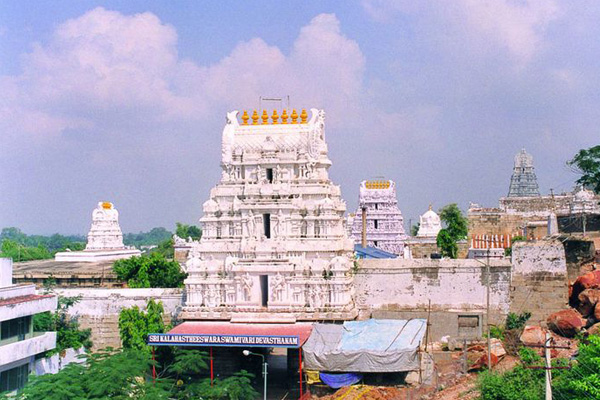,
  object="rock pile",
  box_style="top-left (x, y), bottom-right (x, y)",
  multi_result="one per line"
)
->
top-left (547, 268), bottom-right (600, 337)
